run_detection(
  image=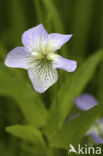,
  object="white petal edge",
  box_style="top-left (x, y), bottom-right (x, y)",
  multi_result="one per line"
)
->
top-left (22, 24), bottom-right (48, 51)
top-left (28, 61), bottom-right (58, 93)
top-left (5, 47), bottom-right (32, 69)
top-left (47, 33), bottom-right (72, 52)
top-left (53, 55), bottom-right (77, 72)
